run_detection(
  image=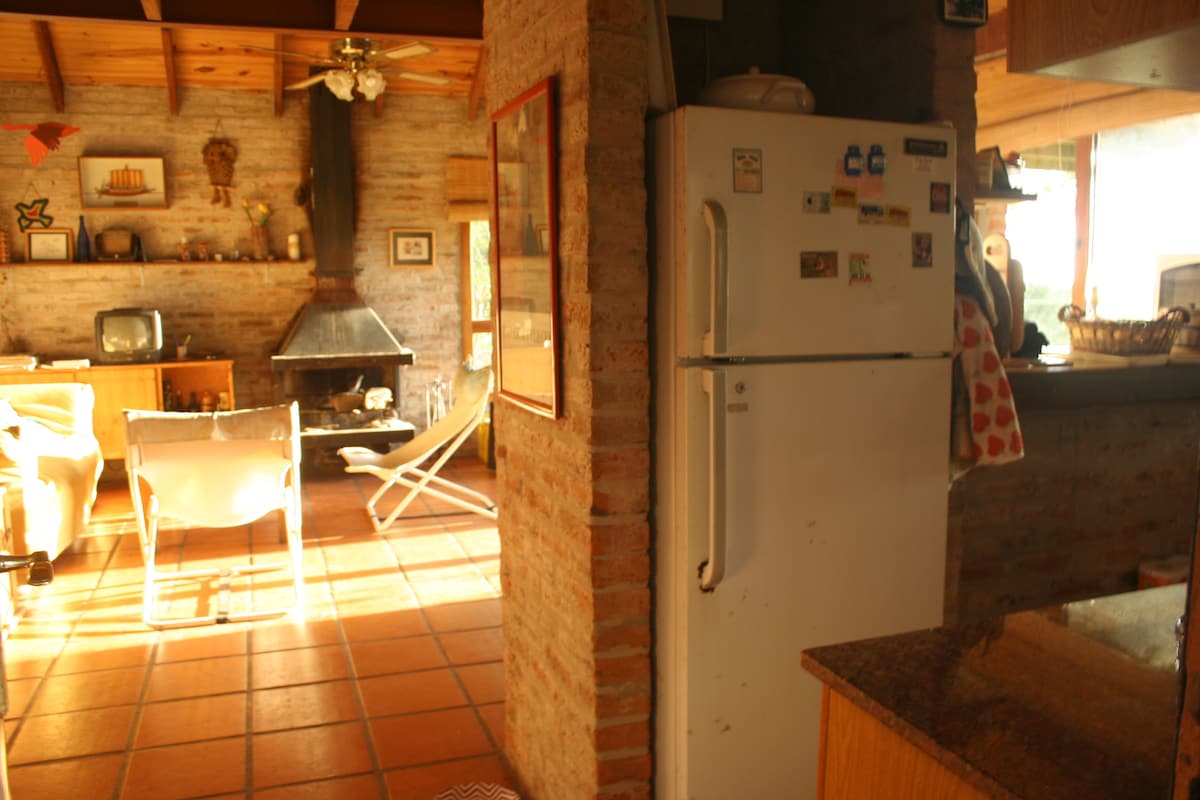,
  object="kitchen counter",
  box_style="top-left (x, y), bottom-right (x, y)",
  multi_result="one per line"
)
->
top-left (802, 584), bottom-right (1184, 800)
top-left (1005, 359), bottom-right (1200, 411)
